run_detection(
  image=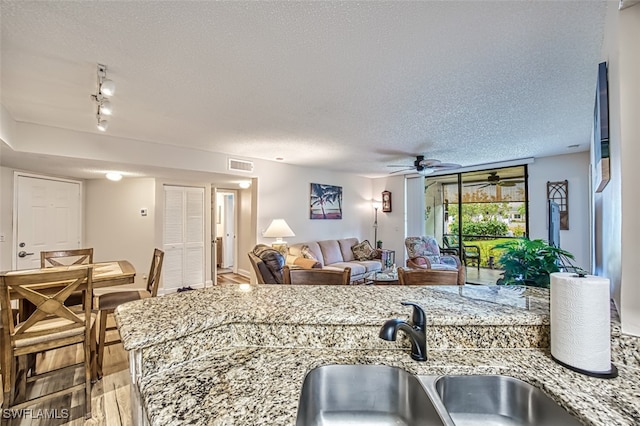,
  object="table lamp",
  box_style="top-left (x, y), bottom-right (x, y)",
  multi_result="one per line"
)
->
top-left (263, 219), bottom-right (296, 255)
